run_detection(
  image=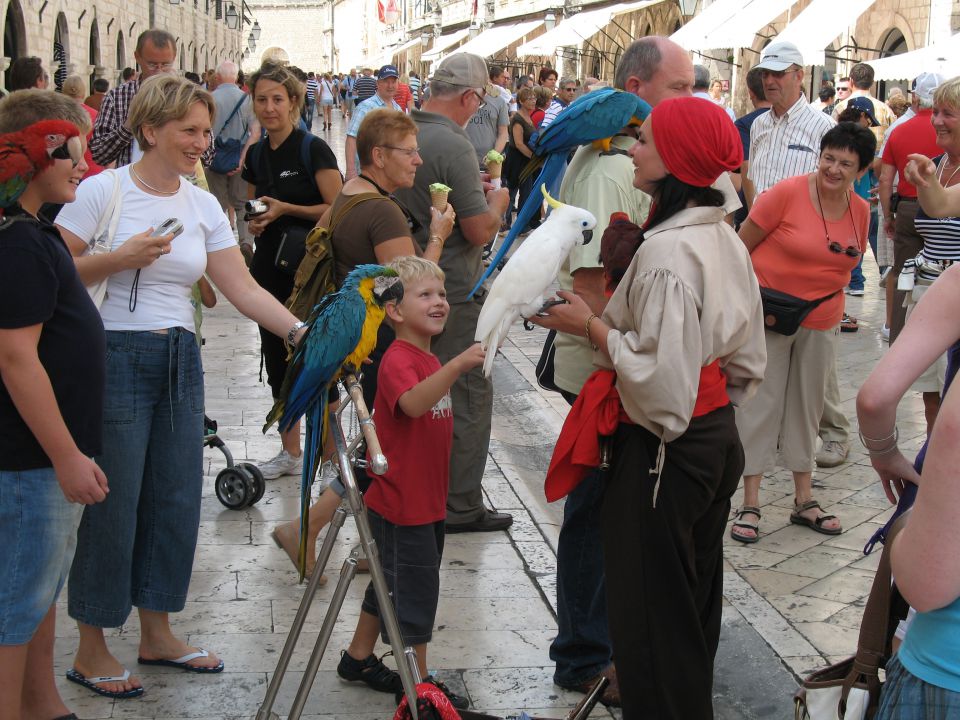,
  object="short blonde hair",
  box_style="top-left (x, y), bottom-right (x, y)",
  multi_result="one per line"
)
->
top-left (62, 75), bottom-right (86, 100)
top-left (0, 89), bottom-right (91, 134)
top-left (357, 109), bottom-right (418, 167)
top-left (388, 256), bottom-right (445, 289)
top-left (934, 76), bottom-right (960, 113)
top-left (127, 74), bottom-right (215, 150)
